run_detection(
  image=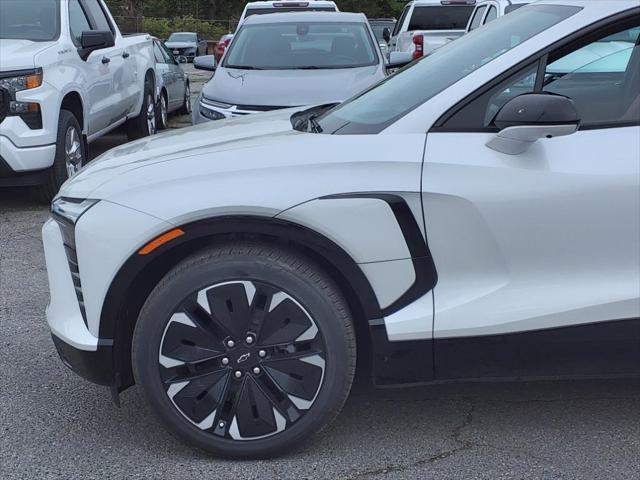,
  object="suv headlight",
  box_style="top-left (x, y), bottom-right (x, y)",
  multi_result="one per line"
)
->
top-left (0, 68), bottom-right (44, 129)
top-left (51, 198), bottom-right (99, 248)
